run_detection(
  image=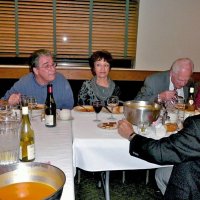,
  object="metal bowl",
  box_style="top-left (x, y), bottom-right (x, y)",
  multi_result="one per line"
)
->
top-left (123, 100), bottom-right (161, 125)
top-left (0, 162), bottom-right (66, 200)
